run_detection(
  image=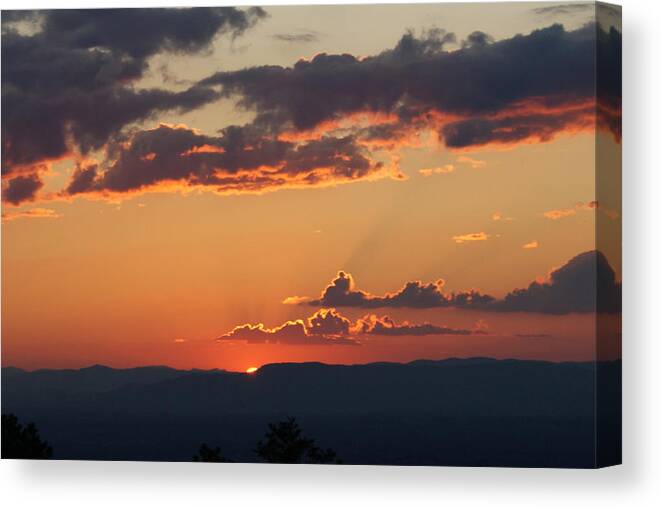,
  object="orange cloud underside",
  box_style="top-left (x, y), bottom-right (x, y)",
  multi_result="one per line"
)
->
top-left (276, 111), bottom-right (400, 142)
top-left (5, 95), bottom-right (618, 207)
top-left (275, 99), bottom-right (603, 154)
